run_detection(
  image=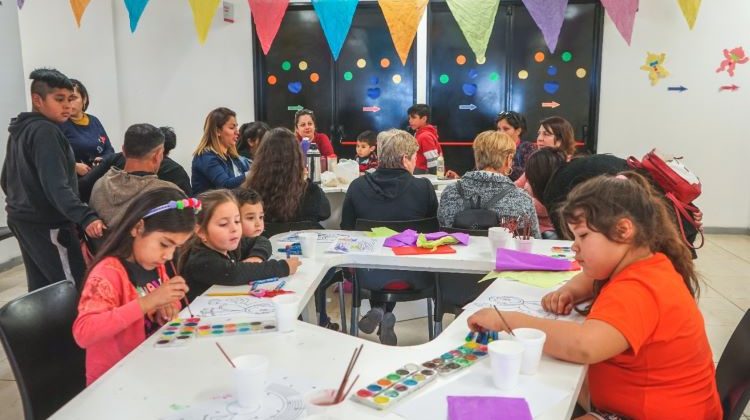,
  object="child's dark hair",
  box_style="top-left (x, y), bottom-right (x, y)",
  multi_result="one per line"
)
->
top-left (356, 130), bottom-right (378, 147)
top-left (495, 111), bottom-right (527, 136)
top-left (407, 104), bottom-right (430, 120)
top-left (178, 189), bottom-right (238, 272)
top-left (69, 79), bottom-right (90, 111)
top-left (159, 126), bottom-right (177, 156)
top-left (123, 123), bottom-right (165, 159)
top-left (560, 171), bottom-right (700, 315)
top-left (232, 188), bottom-right (263, 207)
top-left (539, 116), bottom-right (577, 157)
top-left (86, 188), bottom-right (197, 281)
top-left (29, 68), bottom-right (73, 98)
top-left (237, 121), bottom-right (270, 156)
top-left (525, 147), bottom-right (568, 199)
